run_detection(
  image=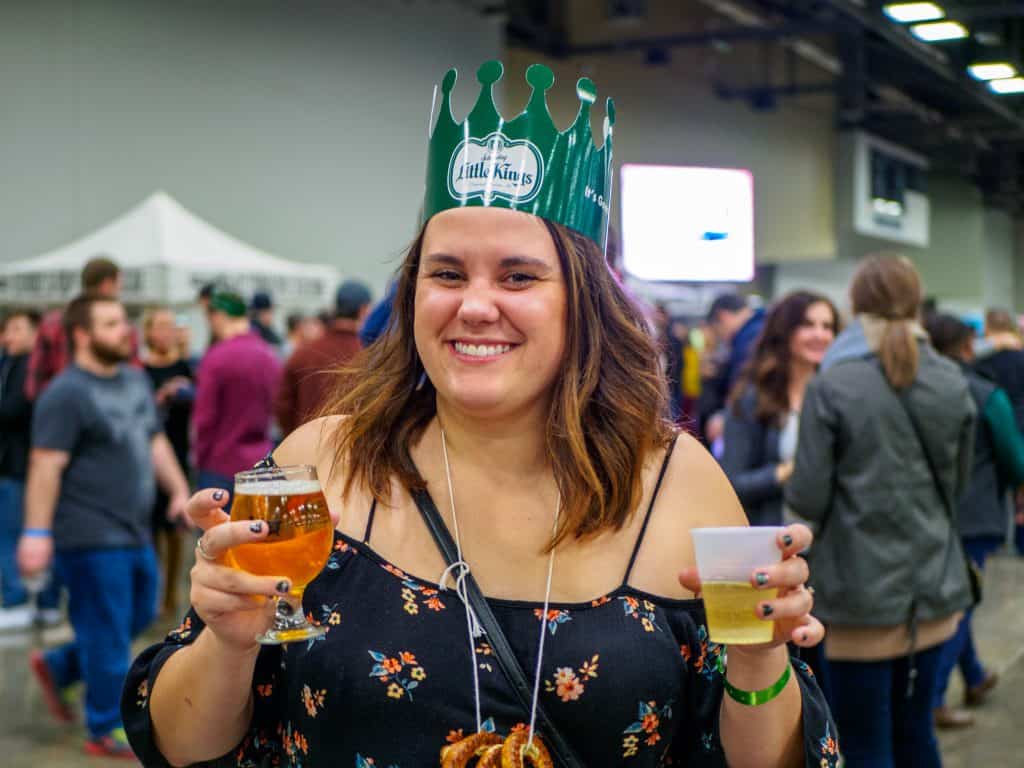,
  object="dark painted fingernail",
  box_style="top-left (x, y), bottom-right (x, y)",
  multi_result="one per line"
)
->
top-left (276, 580), bottom-right (291, 594)
top-left (755, 572), bottom-right (769, 586)
top-left (762, 604), bottom-right (774, 617)
top-left (782, 534), bottom-right (793, 547)
top-left (213, 490), bottom-right (225, 501)
top-left (249, 521), bottom-right (264, 533)
top-left (801, 631), bottom-right (809, 643)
